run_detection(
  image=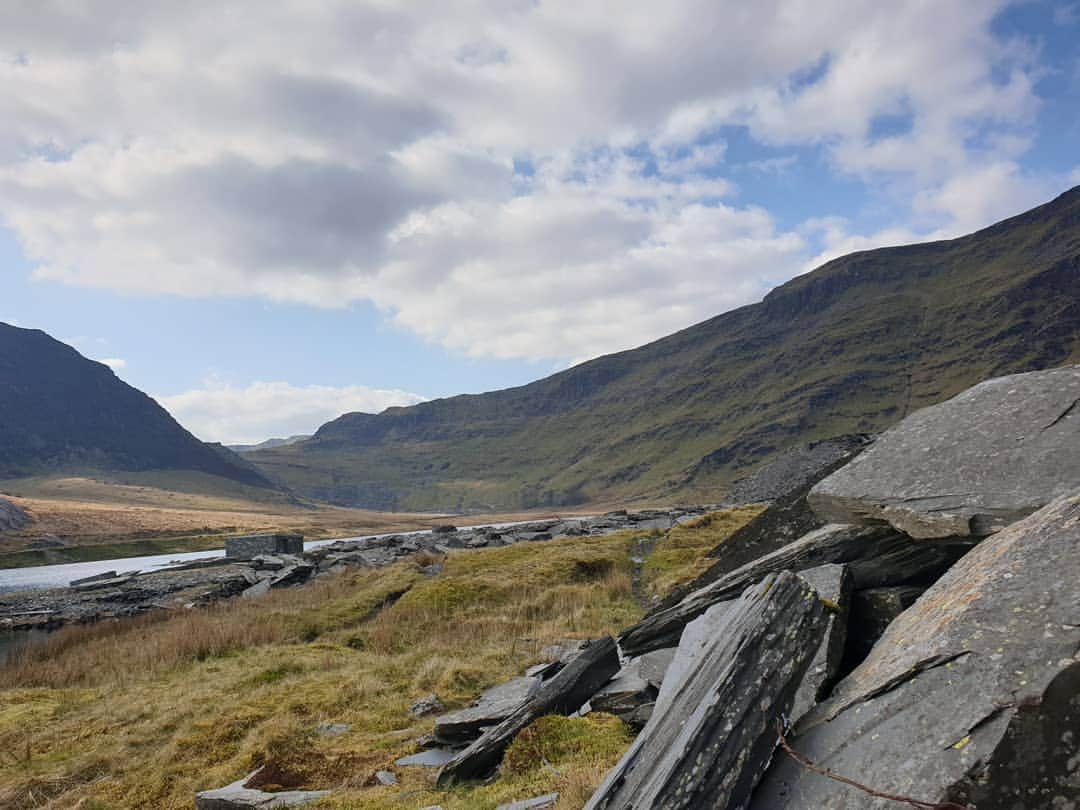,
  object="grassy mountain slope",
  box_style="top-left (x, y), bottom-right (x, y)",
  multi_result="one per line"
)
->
top-left (251, 186), bottom-right (1080, 511)
top-left (0, 323), bottom-right (275, 490)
